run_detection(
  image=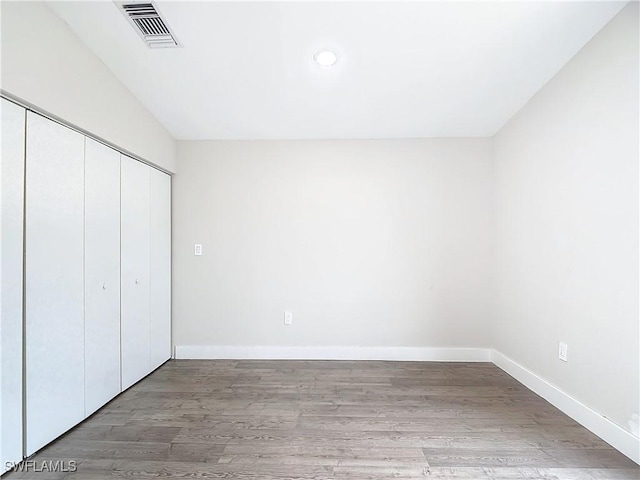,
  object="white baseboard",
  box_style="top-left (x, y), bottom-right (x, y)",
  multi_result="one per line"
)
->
top-left (174, 345), bottom-right (491, 362)
top-left (491, 350), bottom-right (640, 465)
